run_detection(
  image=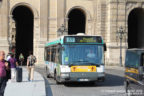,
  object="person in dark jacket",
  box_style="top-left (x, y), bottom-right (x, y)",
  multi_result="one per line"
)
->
top-left (0, 51), bottom-right (10, 96)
